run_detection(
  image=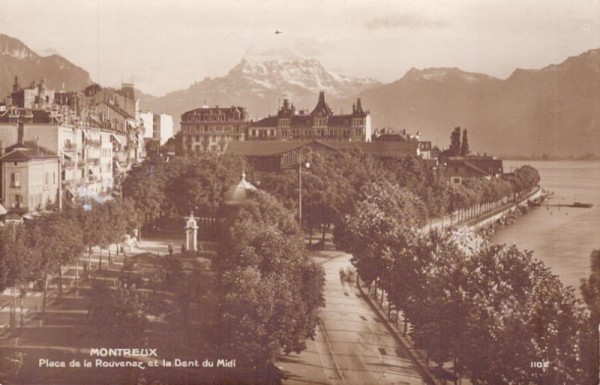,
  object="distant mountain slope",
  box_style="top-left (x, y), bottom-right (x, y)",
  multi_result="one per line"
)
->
top-left (139, 56), bottom-right (380, 124)
top-left (0, 33), bottom-right (92, 97)
top-left (3, 31), bottom-right (596, 157)
top-left (357, 50), bottom-right (600, 157)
